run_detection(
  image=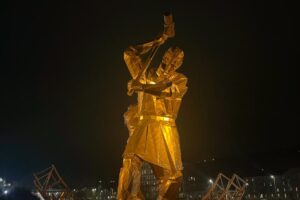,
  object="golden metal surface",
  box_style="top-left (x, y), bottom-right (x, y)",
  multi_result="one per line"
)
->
top-left (118, 13), bottom-right (187, 200)
top-left (117, 105), bottom-right (144, 200)
top-left (139, 115), bottom-right (175, 123)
